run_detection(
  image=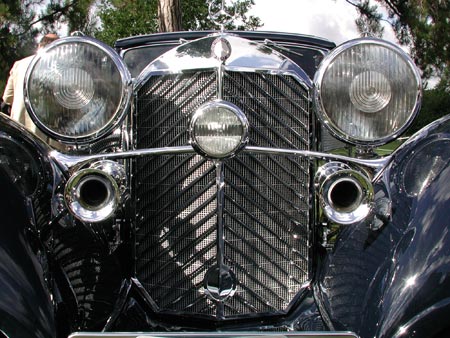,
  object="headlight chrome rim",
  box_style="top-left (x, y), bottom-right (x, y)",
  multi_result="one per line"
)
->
top-left (189, 100), bottom-right (249, 159)
top-left (24, 36), bottom-right (132, 144)
top-left (314, 37), bottom-right (422, 146)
